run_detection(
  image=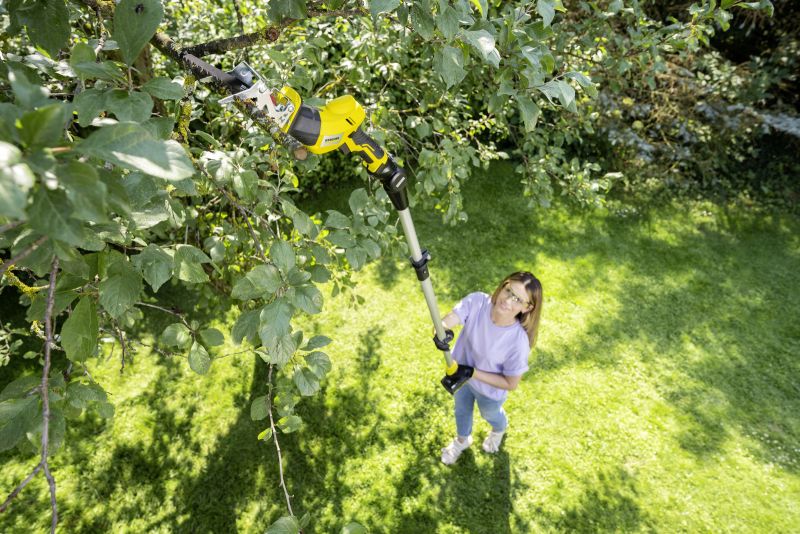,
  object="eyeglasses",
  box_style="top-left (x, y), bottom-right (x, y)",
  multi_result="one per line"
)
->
top-left (504, 286), bottom-right (529, 307)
